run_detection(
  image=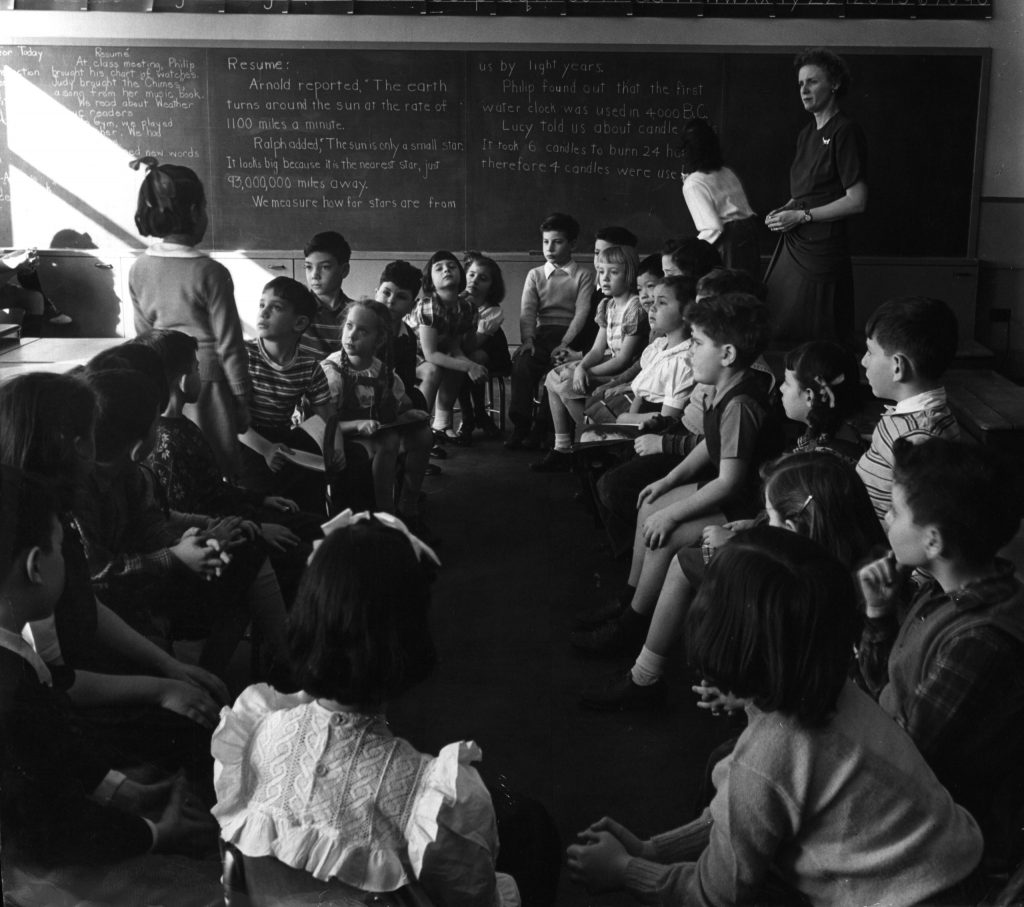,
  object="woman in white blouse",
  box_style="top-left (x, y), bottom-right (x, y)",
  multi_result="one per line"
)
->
top-left (680, 119), bottom-right (761, 279)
